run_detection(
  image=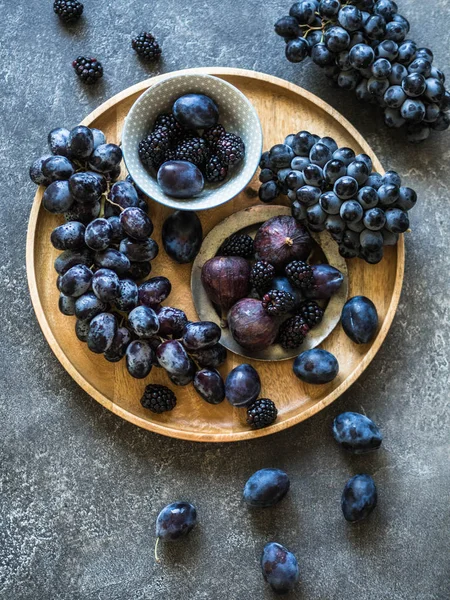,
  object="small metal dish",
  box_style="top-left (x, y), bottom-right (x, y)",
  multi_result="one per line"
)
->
top-left (191, 205), bottom-right (348, 361)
